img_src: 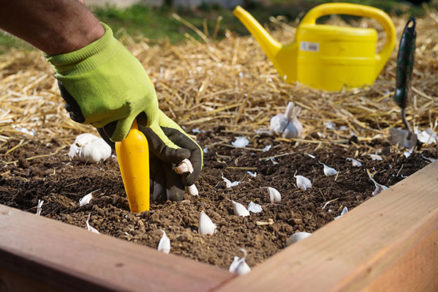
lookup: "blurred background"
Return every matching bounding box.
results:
[1,0,437,53]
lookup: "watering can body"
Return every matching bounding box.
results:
[234,3,396,91]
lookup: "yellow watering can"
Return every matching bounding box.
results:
[234,3,396,91]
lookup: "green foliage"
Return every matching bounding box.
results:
[93,4,244,43]
[0,0,437,53]
[0,32,31,54]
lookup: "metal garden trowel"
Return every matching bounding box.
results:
[390,18,417,149]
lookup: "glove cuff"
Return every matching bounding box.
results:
[46,23,116,74]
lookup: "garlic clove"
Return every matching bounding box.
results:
[369,154,383,161]
[295,175,312,191]
[415,127,437,144]
[69,133,111,163]
[367,170,388,196]
[335,206,349,220]
[267,187,281,203]
[234,259,251,275]
[262,145,272,152]
[231,136,249,148]
[247,201,263,213]
[86,213,100,234]
[321,163,338,176]
[157,230,171,254]
[79,191,95,207]
[222,174,240,188]
[286,232,312,246]
[229,256,240,273]
[284,104,303,138]
[229,249,251,275]
[174,159,194,174]
[247,171,257,178]
[231,200,250,217]
[346,158,362,167]
[36,199,44,216]
[186,184,199,196]
[403,148,414,158]
[198,211,216,235]
[372,183,388,196]
[282,122,300,139]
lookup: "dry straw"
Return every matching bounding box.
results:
[0,10,437,149]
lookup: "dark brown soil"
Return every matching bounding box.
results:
[0,129,434,270]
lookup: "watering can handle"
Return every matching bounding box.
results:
[301,3,396,74]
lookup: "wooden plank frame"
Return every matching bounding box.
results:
[1,161,438,291]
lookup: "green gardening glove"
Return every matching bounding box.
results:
[47,23,203,191]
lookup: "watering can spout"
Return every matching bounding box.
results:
[233,6,282,65]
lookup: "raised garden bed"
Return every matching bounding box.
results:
[1,8,438,290]
[0,135,437,290]
[0,130,437,277]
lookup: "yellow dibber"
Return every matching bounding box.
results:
[115,120,150,213]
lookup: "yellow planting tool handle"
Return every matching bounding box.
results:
[115,120,150,213]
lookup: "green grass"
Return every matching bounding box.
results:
[0,0,437,53]
[0,32,31,54]
[93,4,246,43]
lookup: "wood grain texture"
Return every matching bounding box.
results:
[218,161,438,292]
[0,205,234,291]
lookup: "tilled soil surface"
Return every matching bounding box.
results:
[0,129,434,270]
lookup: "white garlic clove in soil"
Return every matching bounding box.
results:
[286,232,312,246]
[367,169,388,196]
[371,182,388,196]
[79,191,94,207]
[231,136,249,148]
[346,158,362,167]
[295,175,312,191]
[229,256,240,273]
[247,171,257,178]
[36,199,44,216]
[321,163,338,176]
[335,206,349,220]
[231,200,250,217]
[229,249,251,275]
[157,230,171,254]
[369,154,383,161]
[247,201,263,213]
[267,187,281,203]
[86,213,100,234]
[69,133,111,163]
[282,102,303,139]
[222,174,240,188]
[198,211,217,235]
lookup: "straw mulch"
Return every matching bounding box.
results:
[1,9,437,151]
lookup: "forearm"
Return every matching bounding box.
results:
[0,0,104,55]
